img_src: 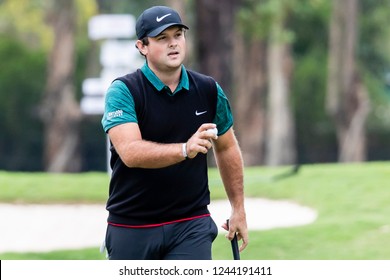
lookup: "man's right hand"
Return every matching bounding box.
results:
[186,123,218,159]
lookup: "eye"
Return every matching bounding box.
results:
[157,35,166,41]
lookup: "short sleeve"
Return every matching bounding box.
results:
[213,82,234,135]
[101,80,138,133]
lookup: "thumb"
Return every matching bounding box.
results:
[226,229,236,241]
[225,219,236,241]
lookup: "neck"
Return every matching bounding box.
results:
[149,64,182,92]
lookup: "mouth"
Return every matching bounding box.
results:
[168,51,180,57]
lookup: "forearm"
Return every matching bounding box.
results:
[109,122,218,169]
[214,133,248,251]
[214,141,245,211]
[119,140,185,169]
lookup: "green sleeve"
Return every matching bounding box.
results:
[213,82,234,136]
[101,80,138,133]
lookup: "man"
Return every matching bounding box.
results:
[101,5,248,260]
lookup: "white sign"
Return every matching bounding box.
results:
[88,14,136,40]
[82,14,144,117]
[100,68,130,89]
[82,78,104,96]
[100,40,143,69]
[80,96,105,115]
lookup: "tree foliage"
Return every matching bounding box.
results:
[0,0,52,50]
[0,36,46,170]
[0,0,97,171]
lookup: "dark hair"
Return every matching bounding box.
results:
[135,37,149,57]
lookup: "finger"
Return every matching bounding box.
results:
[194,139,212,152]
[239,238,248,252]
[204,140,212,149]
[221,222,228,231]
[238,233,249,252]
[198,123,216,133]
[203,130,218,141]
[225,228,236,241]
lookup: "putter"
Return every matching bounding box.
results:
[226,219,240,260]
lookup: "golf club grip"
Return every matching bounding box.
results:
[227,219,240,260]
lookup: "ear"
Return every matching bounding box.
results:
[136,40,147,56]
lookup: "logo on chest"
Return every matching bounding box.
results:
[195,110,207,116]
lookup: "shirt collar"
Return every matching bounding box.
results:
[141,62,189,95]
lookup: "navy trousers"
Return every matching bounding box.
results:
[105,216,218,260]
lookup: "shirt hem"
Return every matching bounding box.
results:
[107,213,211,228]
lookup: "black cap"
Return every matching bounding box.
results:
[136,6,189,39]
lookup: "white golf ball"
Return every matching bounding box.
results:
[207,128,218,136]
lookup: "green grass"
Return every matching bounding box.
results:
[1,162,390,260]
[0,171,109,204]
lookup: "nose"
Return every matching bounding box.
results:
[169,37,178,48]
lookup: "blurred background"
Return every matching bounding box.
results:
[0,0,389,173]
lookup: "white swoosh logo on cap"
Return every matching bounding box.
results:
[156,13,172,22]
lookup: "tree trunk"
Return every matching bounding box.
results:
[165,0,186,17]
[41,0,82,172]
[196,0,269,166]
[265,10,296,166]
[233,34,267,166]
[326,0,370,162]
[195,0,239,98]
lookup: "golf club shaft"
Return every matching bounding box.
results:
[227,219,240,260]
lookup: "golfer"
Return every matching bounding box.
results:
[101,5,248,260]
